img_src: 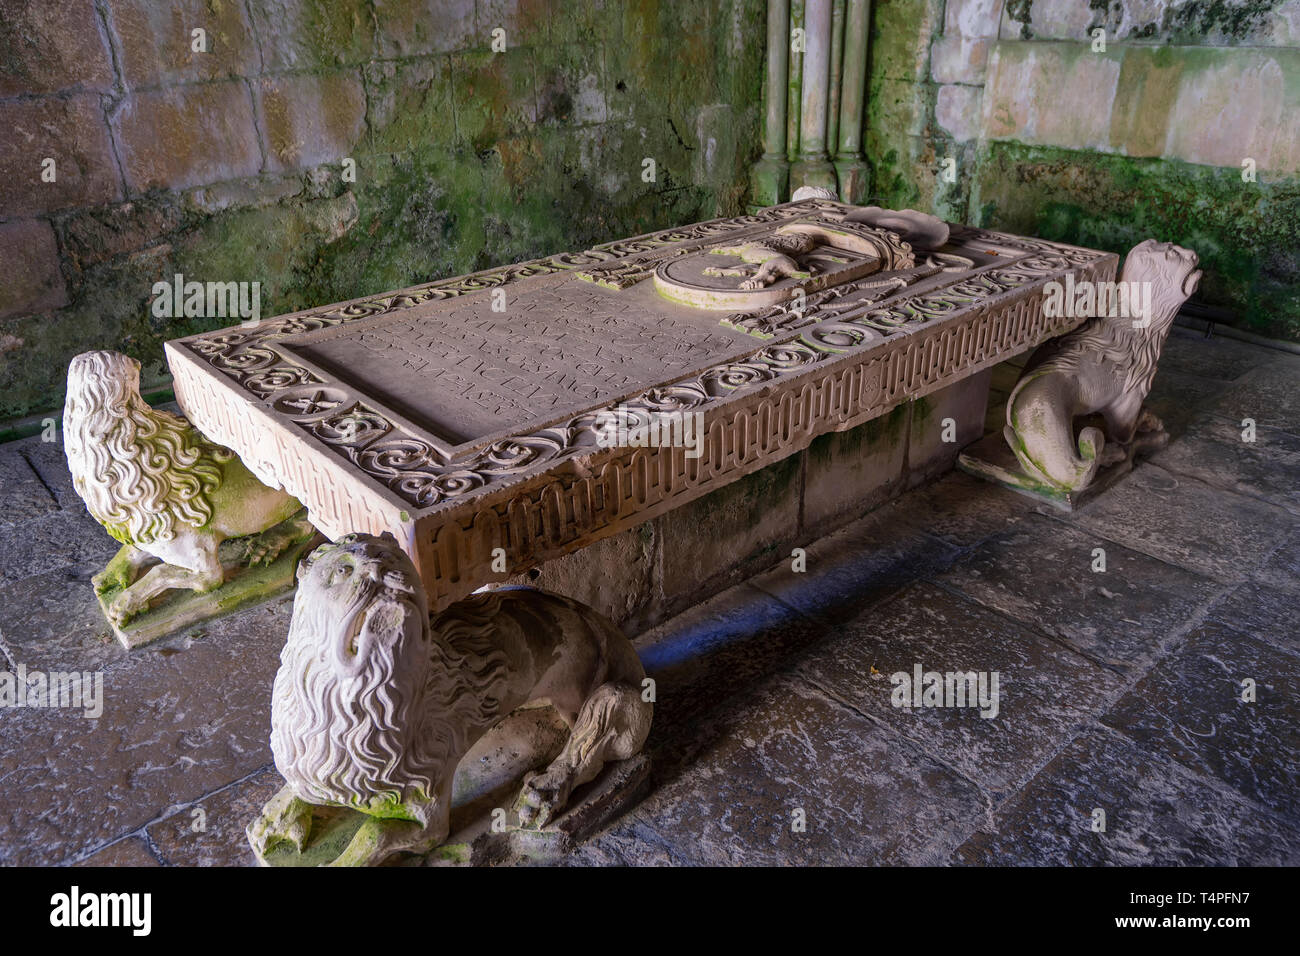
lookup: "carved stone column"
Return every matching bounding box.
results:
[790,0,838,194]
[834,0,871,202]
[827,0,846,162]
[750,0,790,206]
[787,0,804,166]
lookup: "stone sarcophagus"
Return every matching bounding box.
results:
[164,198,1119,622]
[150,198,1136,865]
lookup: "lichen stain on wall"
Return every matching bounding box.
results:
[0,0,767,424]
[867,0,1300,343]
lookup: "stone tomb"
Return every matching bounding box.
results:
[166,198,1119,621]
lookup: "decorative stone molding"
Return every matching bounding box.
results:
[248,533,651,866]
[166,199,1118,619]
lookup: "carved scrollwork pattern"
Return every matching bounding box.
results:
[170,207,1116,518]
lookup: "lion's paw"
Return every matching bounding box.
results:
[106,591,143,626]
[1136,409,1165,434]
[1098,442,1129,467]
[514,768,573,830]
[92,566,131,596]
[247,789,313,857]
[238,534,287,567]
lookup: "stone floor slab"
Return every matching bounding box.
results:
[0,445,58,527]
[0,598,289,865]
[0,564,126,674]
[935,514,1221,672]
[72,835,162,867]
[632,582,829,764]
[796,581,1126,794]
[146,766,282,867]
[954,728,1300,866]
[1100,622,1300,820]
[1159,327,1276,383]
[0,510,121,584]
[887,468,1035,549]
[1149,414,1300,516]
[558,820,692,866]
[1205,580,1300,658]
[19,436,82,510]
[621,674,988,866]
[1205,357,1300,437]
[1065,463,1294,583]
[1142,367,1232,440]
[1247,527,1300,595]
[747,505,960,625]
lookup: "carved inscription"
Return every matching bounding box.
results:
[289,279,752,446]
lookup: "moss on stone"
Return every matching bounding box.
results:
[0,1,764,426]
[1162,0,1286,44]
[973,141,1300,342]
[1005,0,1035,40]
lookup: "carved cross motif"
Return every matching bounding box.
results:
[279,390,344,416]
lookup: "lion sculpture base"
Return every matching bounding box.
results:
[96,511,320,649]
[254,741,651,868]
[247,533,653,867]
[957,424,1164,512]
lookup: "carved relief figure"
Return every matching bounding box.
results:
[654,218,914,311]
[248,533,653,866]
[63,350,310,625]
[1004,240,1202,493]
[704,231,824,289]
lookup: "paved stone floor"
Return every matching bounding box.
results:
[1,326,1297,866]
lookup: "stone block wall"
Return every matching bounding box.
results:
[0,0,768,424]
[866,0,1300,343]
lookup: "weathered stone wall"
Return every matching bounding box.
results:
[867,0,1300,342]
[0,0,767,424]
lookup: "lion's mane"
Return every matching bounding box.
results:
[271,536,511,816]
[1029,240,1199,396]
[63,351,231,545]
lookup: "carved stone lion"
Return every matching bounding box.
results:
[248,533,653,867]
[63,350,309,624]
[705,231,820,289]
[1005,240,1202,492]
